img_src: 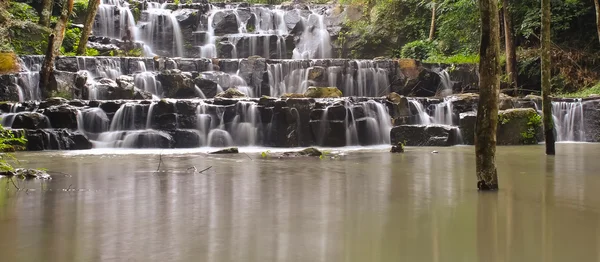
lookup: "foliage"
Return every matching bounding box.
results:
[400,40,438,60]
[424,53,479,64]
[62,27,82,54]
[71,0,89,19]
[0,52,20,74]
[520,113,542,144]
[50,90,73,99]
[7,2,38,22]
[0,124,27,173]
[110,48,144,57]
[559,82,600,98]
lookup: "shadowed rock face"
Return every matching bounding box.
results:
[390,124,460,146]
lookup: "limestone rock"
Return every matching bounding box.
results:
[390,124,460,146]
[303,87,342,98]
[209,147,239,154]
[215,88,247,98]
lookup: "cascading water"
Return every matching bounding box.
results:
[292,8,332,59]
[139,3,185,57]
[553,100,585,141]
[435,68,453,96]
[133,61,162,99]
[346,61,389,97]
[96,0,138,40]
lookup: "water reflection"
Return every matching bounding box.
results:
[0,145,599,261]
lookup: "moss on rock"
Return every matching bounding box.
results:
[303,87,343,98]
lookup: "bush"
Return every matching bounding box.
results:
[62,27,81,54]
[400,40,437,61]
[7,2,38,22]
[0,124,27,172]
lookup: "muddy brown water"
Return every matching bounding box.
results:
[1,144,600,262]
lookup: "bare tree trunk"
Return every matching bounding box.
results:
[39,0,54,27]
[502,0,518,94]
[428,2,436,41]
[39,0,74,98]
[77,0,101,55]
[39,34,55,98]
[595,0,600,44]
[476,0,501,191]
[52,0,74,56]
[541,0,555,155]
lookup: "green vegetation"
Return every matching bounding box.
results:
[7,2,39,22]
[559,82,600,98]
[0,124,27,173]
[110,48,144,57]
[520,113,542,144]
[50,90,73,100]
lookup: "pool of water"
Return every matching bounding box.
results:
[1,144,600,261]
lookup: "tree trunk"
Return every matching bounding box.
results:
[39,0,54,27]
[476,0,501,191]
[77,0,101,55]
[541,0,555,155]
[428,2,436,41]
[39,0,74,98]
[52,0,75,56]
[502,0,518,94]
[595,0,600,44]
[39,34,56,98]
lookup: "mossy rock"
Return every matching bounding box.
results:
[497,108,542,145]
[281,147,323,157]
[0,52,20,74]
[386,92,403,103]
[303,87,343,98]
[215,88,247,98]
[209,147,239,154]
[281,93,306,98]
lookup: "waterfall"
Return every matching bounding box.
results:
[134,61,162,98]
[139,3,185,57]
[408,99,432,125]
[95,0,138,40]
[553,100,585,141]
[292,9,332,59]
[435,68,453,96]
[432,97,455,125]
[346,61,390,97]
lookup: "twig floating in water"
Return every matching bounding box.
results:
[243,153,253,161]
[197,166,212,174]
[156,151,163,172]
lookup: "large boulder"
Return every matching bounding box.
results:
[43,105,79,129]
[459,108,543,145]
[304,87,342,98]
[194,76,219,98]
[215,88,247,98]
[121,130,174,148]
[156,69,198,98]
[24,129,92,150]
[11,112,50,129]
[390,124,460,146]
[307,66,327,86]
[115,75,153,100]
[497,108,542,145]
[0,74,21,101]
[212,10,239,35]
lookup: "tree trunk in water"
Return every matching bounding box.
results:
[39,0,54,27]
[541,0,555,155]
[39,0,74,98]
[77,0,101,55]
[52,0,75,56]
[476,0,501,191]
[429,3,436,41]
[595,0,600,44]
[502,0,518,94]
[39,34,56,98]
